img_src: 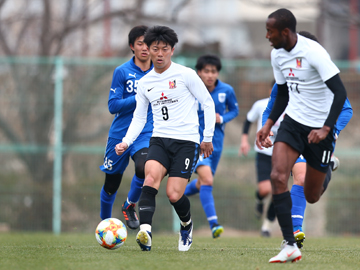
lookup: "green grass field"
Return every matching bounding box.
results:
[1,232,360,270]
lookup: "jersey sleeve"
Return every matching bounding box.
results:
[271,50,286,85]
[108,67,136,115]
[184,69,216,142]
[222,87,239,123]
[246,100,261,123]
[122,81,149,146]
[334,97,353,135]
[262,83,278,126]
[307,47,340,82]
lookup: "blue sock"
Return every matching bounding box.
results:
[125,175,144,207]
[291,185,306,231]
[100,186,117,220]
[199,185,218,228]
[184,179,199,196]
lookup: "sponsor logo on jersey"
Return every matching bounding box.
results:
[288,68,295,77]
[160,92,168,100]
[129,73,136,78]
[169,79,176,89]
[296,58,302,68]
[218,93,226,103]
[147,87,154,92]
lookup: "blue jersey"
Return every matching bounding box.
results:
[107,57,153,139]
[262,83,353,136]
[198,80,239,152]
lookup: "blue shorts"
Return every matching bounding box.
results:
[295,155,306,164]
[100,132,151,174]
[195,150,221,175]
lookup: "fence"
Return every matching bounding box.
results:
[0,56,359,237]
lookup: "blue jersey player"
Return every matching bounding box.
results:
[99,25,154,230]
[185,55,239,238]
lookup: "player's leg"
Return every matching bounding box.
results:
[167,139,199,251]
[99,137,130,220]
[291,157,306,248]
[136,137,169,251]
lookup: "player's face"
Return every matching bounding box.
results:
[149,41,174,73]
[266,18,287,49]
[130,36,149,62]
[197,64,219,90]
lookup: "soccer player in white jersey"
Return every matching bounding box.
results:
[115,26,216,252]
[256,9,347,263]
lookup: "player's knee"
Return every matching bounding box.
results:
[167,191,182,203]
[305,192,320,204]
[199,177,213,186]
[103,173,122,195]
[270,171,288,191]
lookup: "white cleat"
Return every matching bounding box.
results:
[269,241,302,263]
[178,224,193,251]
[136,230,152,251]
[331,156,340,171]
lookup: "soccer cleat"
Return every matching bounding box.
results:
[211,224,224,239]
[122,202,140,230]
[331,156,340,172]
[261,230,271,237]
[255,201,264,219]
[178,223,193,251]
[269,241,302,263]
[294,229,306,249]
[136,230,152,251]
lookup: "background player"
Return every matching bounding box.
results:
[99,25,153,230]
[185,54,239,239]
[115,26,216,252]
[239,82,278,237]
[257,9,347,263]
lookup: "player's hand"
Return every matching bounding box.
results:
[115,142,128,156]
[239,141,250,156]
[215,113,222,124]
[200,141,213,158]
[308,126,331,144]
[262,131,274,148]
[256,125,271,150]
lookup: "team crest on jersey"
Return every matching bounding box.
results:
[169,80,176,89]
[218,93,226,103]
[296,58,302,68]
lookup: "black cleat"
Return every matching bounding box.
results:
[122,203,140,230]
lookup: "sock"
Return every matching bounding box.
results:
[199,185,218,229]
[322,165,332,193]
[138,186,158,226]
[273,191,296,245]
[290,185,306,230]
[100,186,117,220]
[171,195,192,230]
[184,179,199,196]
[266,201,276,222]
[126,174,144,206]
[261,218,272,232]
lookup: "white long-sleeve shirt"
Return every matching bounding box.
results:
[122,62,216,146]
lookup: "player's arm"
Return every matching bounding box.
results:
[185,69,216,158]
[221,88,239,124]
[240,119,251,157]
[118,83,149,154]
[334,97,353,136]
[262,83,278,126]
[108,68,137,115]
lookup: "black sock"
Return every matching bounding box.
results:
[267,201,276,221]
[273,191,295,245]
[322,165,332,193]
[138,186,158,226]
[170,195,191,230]
[256,190,264,202]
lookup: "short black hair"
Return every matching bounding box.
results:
[144,25,178,48]
[195,54,222,72]
[128,25,148,53]
[298,31,319,43]
[268,8,296,33]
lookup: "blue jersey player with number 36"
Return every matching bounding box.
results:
[99,25,154,230]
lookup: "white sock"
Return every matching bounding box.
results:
[140,224,152,232]
[180,218,192,227]
[261,218,272,231]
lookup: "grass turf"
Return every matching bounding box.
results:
[1,232,360,270]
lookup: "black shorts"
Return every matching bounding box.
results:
[147,137,200,180]
[275,114,335,173]
[256,152,272,182]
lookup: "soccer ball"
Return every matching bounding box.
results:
[95,218,127,250]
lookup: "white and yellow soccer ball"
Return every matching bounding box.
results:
[95,218,127,250]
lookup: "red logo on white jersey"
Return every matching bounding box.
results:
[160,92,168,100]
[289,68,295,76]
[296,58,302,68]
[169,80,176,89]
